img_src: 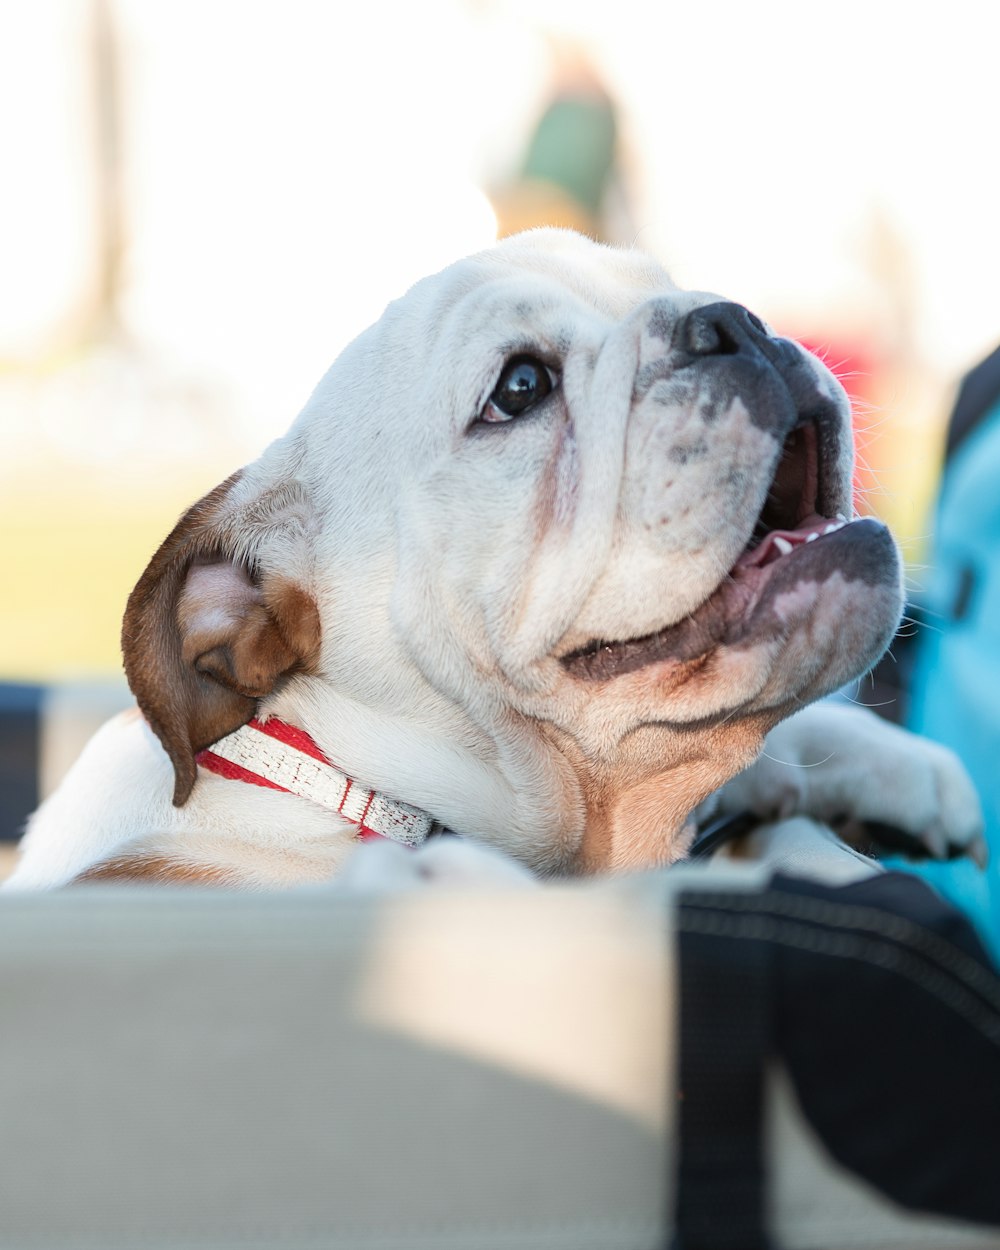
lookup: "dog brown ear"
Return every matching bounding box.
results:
[122,474,321,806]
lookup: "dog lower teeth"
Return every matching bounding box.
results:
[746,515,851,568]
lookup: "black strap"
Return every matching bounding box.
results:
[687,811,759,861]
[672,896,773,1250]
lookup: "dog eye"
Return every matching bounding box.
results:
[481,356,557,422]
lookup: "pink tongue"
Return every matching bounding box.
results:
[736,514,842,570]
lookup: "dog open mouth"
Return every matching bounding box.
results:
[735,419,846,569]
[560,412,891,683]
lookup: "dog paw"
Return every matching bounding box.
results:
[333,836,539,893]
[716,703,987,866]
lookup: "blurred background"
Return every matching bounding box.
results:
[2,0,999,850]
[5,0,999,679]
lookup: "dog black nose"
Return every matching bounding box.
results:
[680,301,770,357]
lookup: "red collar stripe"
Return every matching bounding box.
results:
[196,718,432,847]
[245,715,330,763]
[195,749,285,794]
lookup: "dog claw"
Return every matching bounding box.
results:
[968,835,990,870]
[922,824,949,860]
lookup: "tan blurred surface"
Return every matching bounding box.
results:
[0,847,18,883]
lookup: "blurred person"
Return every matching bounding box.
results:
[489,43,631,243]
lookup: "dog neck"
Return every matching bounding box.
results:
[196,717,436,847]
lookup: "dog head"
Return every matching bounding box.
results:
[124,229,902,872]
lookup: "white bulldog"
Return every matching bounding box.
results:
[7,229,983,890]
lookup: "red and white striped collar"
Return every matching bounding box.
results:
[196,717,435,848]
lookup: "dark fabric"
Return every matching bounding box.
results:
[0,684,42,842]
[676,872,1000,1235]
[772,872,1000,1223]
[945,341,1000,461]
[673,911,772,1249]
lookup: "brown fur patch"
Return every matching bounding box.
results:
[74,856,230,886]
[122,473,245,806]
[546,713,774,873]
[264,579,322,670]
[121,471,322,808]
